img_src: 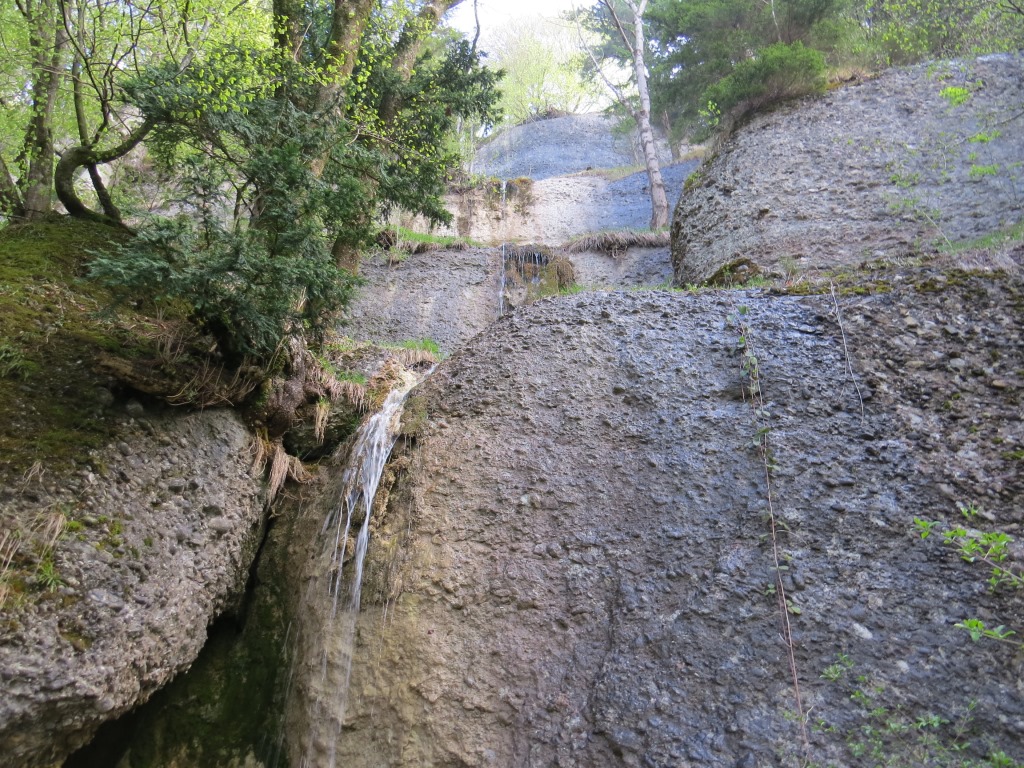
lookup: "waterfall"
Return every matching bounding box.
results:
[499,244,549,318]
[498,242,507,317]
[286,370,421,768]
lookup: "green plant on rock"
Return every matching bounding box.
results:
[35,555,62,593]
[914,502,1024,650]
[701,42,826,132]
[812,655,1024,768]
[0,340,33,379]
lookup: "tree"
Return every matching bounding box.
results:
[0,0,268,222]
[487,17,600,125]
[645,0,840,133]
[87,1,499,365]
[643,0,1024,138]
[578,0,669,229]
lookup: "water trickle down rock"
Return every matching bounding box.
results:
[284,372,419,768]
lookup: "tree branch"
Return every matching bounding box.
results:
[55,119,154,226]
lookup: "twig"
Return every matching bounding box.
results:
[732,305,810,756]
[828,283,865,425]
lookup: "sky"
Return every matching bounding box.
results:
[446,0,582,45]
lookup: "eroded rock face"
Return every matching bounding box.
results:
[291,286,1023,767]
[474,113,672,182]
[344,245,677,354]
[418,162,697,247]
[343,248,503,354]
[672,54,1024,285]
[0,408,264,767]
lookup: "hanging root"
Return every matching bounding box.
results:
[288,454,312,483]
[249,431,270,476]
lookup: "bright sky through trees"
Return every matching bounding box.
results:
[447,0,580,45]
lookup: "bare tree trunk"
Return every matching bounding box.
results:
[20,0,68,219]
[625,0,669,229]
[315,0,377,112]
[379,0,464,122]
[0,155,24,217]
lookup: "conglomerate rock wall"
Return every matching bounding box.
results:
[297,281,1023,767]
[672,54,1024,285]
[0,408,264,767]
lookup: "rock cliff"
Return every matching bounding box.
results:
[672,54,1024,285]
[0,408,264,766]
[292,278,1023,767]
[10,54,1024,768]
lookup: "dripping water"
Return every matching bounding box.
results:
[499,243,549,318]
[498,241,507,317]
[285,371,422,768]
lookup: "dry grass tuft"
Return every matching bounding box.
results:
[394,348,437,367]
[0,504,67,611]
[99,352,262,408]
[399,239,469,255]
[313,398,331,444]
[563,229,671,256]
[249,432,271,476]
[0,529,19,611]
[266,440,290,506]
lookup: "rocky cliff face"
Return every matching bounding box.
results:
[15,55,1024,768]
[288,278,1023,767]
[672,54,1024,285]
[0,408,264,767]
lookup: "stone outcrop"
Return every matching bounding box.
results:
[0,407,264,767]
[288,279,1023,767]
[672,54,1024,285]
[473,113,672,182]
[408,161,696,247]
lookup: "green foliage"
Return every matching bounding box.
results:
[860,0,1024,65]
[702,42,827,130]
[914,502,1024,650]
[91,74,364,364]
[814,657,1024,767]
[90,30,498,366]
[35,555,62,593]
[393,338,441,356]
[941,85,972,108]
[0,340,33,379]
[647,0,840,132]
[644,0,1024,138]
[486,17,600,125]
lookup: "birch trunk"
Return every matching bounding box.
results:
[627,0,669,229]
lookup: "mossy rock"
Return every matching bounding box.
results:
[0,216,137,476]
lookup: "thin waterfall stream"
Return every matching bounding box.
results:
[285,368,424,768]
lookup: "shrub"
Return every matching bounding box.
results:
[702,42,827,130]
[91,215,358,367]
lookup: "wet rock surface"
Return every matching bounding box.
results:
[343,248,502,354]
[433,162,696,246]
[475,113,672,182]
[0,409,264,767]
[304,286,1023,767]
[344,245,675,353]
[672,54,1024,285]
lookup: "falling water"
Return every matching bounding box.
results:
[288,371,421,768]
[498,242,507,317]
[498,244,549,317]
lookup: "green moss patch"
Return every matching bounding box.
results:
[0,216,138,477]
